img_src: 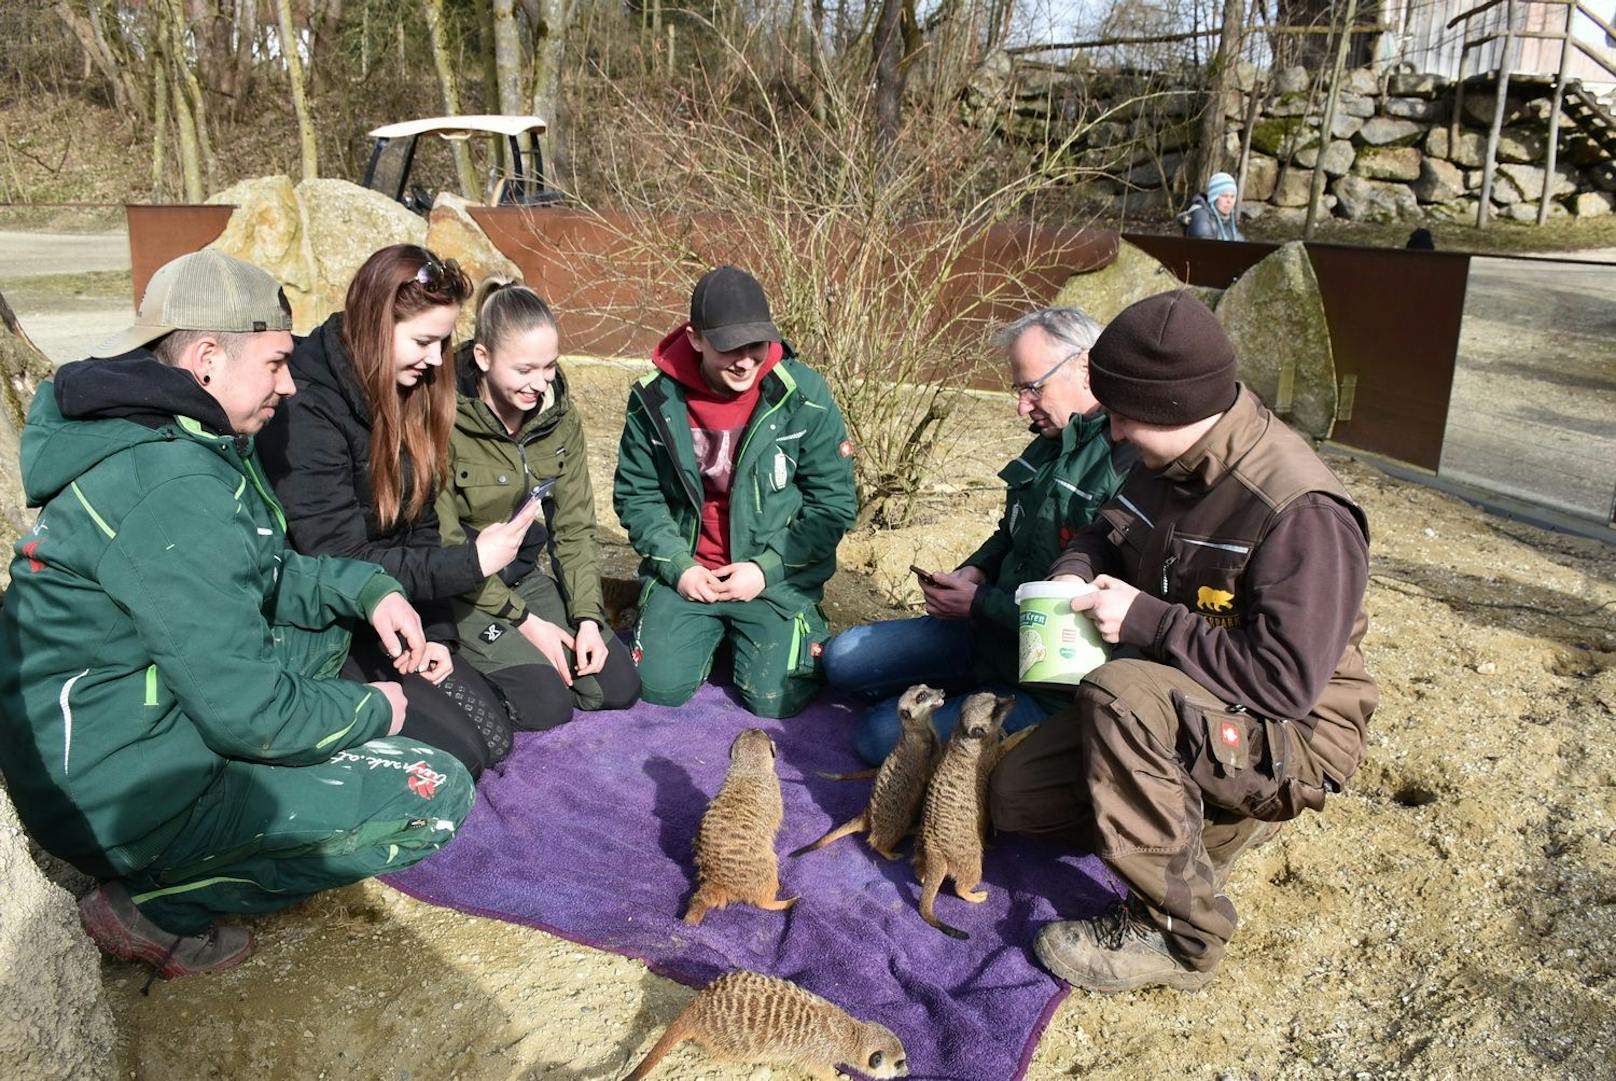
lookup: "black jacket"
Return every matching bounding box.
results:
[258,313,483,642]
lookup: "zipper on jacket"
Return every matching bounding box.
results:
[1159,555,1177,597]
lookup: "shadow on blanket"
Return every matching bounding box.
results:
[382,681,1127,1081]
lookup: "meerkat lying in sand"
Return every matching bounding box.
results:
[913,693,1026,940]
[623,970,909,1081]
[791,684,945,860]
[682,728,796,925]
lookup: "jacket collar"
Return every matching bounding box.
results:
[1161,385,1266,490]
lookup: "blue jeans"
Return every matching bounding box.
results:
[822,616,1051,765]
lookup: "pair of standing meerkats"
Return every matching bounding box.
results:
[683,685,1023,939]
[629,686,1022,1079]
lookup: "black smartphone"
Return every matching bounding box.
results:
[909,564,938,586]
[510,478,556,522]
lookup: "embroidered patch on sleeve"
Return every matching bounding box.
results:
[837,439,854,458]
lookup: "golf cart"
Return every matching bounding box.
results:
[361,115,562,214]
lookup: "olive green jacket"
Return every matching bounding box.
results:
[435,351,605,628]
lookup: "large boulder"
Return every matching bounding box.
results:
[1382,96,1447,122]
[1353,145,1423,182]
[297,179,428,326]
[1332,175,1420,222]
[425,193,524,342]
[1461,91,1530,129]
[1243,154,1280,201]
[1387,72,1445,98]
[1571,191,1615,217]
[1426,127,1487,168]
[1272,167,1318,207]
[1250,116,1319,159]
[1341,68,1380,96]
[0,787,117,1080]
[1327,112,1365,141]
[1296,139,1356,177]
[1356,117,1423,147]
[1053,240,1184,326]
[1216,241,1337,440]
[1494,162,1578,204]
[1413,157,1467,203]
[1496,126,1547,164]
[1334,94,1377,119]
[206,176,315,324]
[1273,66,1311,94]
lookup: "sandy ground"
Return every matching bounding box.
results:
[93,363,1616,1081]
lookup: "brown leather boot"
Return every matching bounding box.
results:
[78,882,255,979]
[1034,899,1215,994]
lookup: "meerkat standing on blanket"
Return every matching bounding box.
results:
[623,970,909,1081]
[913,692,1021,940]
[683,729,796,925]
[791,684,945,860]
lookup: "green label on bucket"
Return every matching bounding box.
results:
[1021,612,1047,627]
[1017,594,1109,688]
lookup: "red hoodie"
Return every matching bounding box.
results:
[651,323,783,569]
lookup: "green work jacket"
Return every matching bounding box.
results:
[0,356,400,877]
[959,410,1134,686]
[436,354,604,627]
[612,353,857,616]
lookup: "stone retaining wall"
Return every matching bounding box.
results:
[972,56,1616,224]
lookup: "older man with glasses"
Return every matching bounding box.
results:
[821,307,1136,763]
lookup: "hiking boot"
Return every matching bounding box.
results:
[1034,899,1214,994]
[78,882,255,979]
[1210,819,1283,890]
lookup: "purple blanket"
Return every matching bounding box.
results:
[383,682,1125,1080]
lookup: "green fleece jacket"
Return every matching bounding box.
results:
[435,350,604,627]
[0,354,401,877]
[612,349,856,614]
[959,411,1134,686]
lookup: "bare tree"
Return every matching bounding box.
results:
[1193,0,1245,190]
[871,0,909,144]
[52,0,146,122]
[424,0,481,198]
[275,0,319,179]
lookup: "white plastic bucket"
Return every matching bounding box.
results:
[1014,580,1110,689]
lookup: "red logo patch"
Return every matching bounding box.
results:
[631,647,643,665]
[1219,722,1241,748]
[837,440,854,459]
[404,760,444,800]
[1058,525,1074,548]
[809,641,824,658]
[21,540,43,574]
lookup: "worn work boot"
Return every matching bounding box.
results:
[1034,899,1215,994]
[78,882,255,979]
[1210,819,1283,891]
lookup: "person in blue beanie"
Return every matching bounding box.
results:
[1180,171,1244,242]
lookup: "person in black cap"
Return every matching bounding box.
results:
[612,266,856,716]
[988,288,1378,993]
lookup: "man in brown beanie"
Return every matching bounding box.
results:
[989,289,1377,993]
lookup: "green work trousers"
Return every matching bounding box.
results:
[125,738,474,935]
[632,581,829,718]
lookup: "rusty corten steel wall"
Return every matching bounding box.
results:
[469,207,1119,361]
[1124,233,1470,472]
[126,205,235,306]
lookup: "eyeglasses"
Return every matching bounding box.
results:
[1010,349,1085,400]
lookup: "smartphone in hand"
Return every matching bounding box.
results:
[909,564,938,586]
[511,478,556,523]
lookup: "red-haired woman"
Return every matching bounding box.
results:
[260,245,567,775]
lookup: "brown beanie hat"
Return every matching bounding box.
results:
[1088,289,1238,425]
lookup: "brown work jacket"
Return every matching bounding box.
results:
[1051,386,1378,787]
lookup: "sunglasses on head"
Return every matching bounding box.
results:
[413,253,462,289]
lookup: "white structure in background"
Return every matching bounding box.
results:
[1377,0,1616,91]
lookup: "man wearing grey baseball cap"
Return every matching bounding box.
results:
[613,266,857,717]
[988,289,1377,993]
[0,250,474,981]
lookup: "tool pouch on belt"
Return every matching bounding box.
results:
[1172,692,1327,822]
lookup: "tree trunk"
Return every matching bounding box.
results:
[1193,0,1245,191]
[168,54,206,201]
[481,0,506,175]
[424,0,481,199]
[871,0,906,145]
[163,0,218,192]
[491,0,531,177]
[527,0,570,187]
[276,0,319,180]
[0,289,55,591]
[151,43,170,200]
[1304,0,1358,238]
[53,1,144,121]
